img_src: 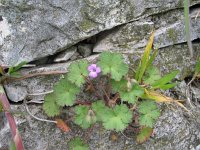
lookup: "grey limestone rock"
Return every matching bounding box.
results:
[54,46,77,63]
[78,44,93,57]
[0,99,200,150]
[93,21,154,53]
[191,87,200,99]
[1,0,200,149]
[1,0,200,66]
[0,0,136,65]
[70,51,83,61]
[93,8,200,53]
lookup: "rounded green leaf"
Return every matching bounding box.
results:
[101,104,132,131]
[92,101,109,121]
[98,51,128,81]
[68,60,89,87]
[138,100,160,127]
[54,77,80,106]
[43,93,60,117]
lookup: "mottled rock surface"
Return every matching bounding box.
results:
[78,44,93,57]
[54,46,77,63]
[0,85,200,150]
[93,8,200,53]
[1,0,200,65]
[1,0,200,149]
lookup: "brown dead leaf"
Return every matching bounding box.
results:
[55,119,70,132]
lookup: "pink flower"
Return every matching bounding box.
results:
[88,64,101,78]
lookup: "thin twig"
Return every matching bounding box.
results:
[5,70,67,83]
[130,104,137,111]
[24,100,57,124]
[26,99,44,104]
[109,93,120,106]
[28,90,53,96]
[187,74,196,86]
[101,85,110,101]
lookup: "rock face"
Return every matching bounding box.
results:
[93,8,200,53]
[0,87,200,150]
[1,0,200,149]
[54,46,77,62]
[0,0,200,65]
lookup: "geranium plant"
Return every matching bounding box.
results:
[43,33,184,148]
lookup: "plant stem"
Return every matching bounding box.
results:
[107,74,112,99]
[2,70,67,83]
[0,85,25,150]
[75,100,92,106]
[83,75,102,99]
[184,0,194,58]
[100,84,110,101]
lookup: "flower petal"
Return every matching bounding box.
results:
[88,64,97,72]
[89,72,98,78]
[96,67,101,73]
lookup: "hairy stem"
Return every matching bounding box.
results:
[0,85,25,150]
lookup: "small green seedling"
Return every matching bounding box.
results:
[8,61,27,77]
[0,61,27,83]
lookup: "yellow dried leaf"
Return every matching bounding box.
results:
[143,89,190,112]
[137,32,155,82]
[143,89,172,103]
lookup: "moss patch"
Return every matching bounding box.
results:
[0,0,6,5]
[17,4,34,12]
[167,28,178,43]
[79,19,97,32]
